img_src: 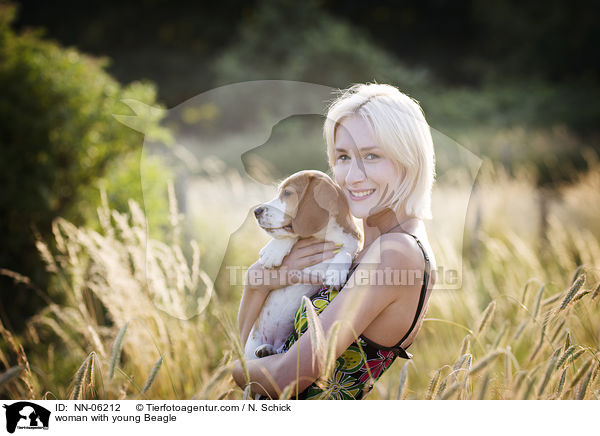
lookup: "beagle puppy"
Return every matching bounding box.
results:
[245,170,361,360]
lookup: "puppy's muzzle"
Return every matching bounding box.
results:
[254,206,265,218]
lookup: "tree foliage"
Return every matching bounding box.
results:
[212,0,429,91]
[0,4,168,331]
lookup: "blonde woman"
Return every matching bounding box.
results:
[234,83,437,399]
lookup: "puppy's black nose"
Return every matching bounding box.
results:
[254,206,265,218]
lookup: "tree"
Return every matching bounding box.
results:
[0,4,168,332]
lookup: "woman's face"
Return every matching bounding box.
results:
[333,115,401,219]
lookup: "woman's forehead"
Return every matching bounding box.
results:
[335,116,378,149]
[335,144,381,154]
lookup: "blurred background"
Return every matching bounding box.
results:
[1,0,599,400]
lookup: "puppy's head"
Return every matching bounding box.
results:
[254,170,351,238]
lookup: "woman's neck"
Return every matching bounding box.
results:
[361,208,416,247]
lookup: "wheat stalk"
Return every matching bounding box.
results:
[528,324,546,362]
[242,384,252,400]
[453,354,469,374]
[571,290,591,304]
[532,284,545,321]
[570,358,593,388]
[302,296,328,381]
[478,371,491,400]
[461,354,473,398]
[538,348,561,396]
[0,366,25,389]
[141,354,164,394]
[458,335,471,357]
[564,330,572,350]
[575,362,595,400]
[492,322,508,349]
[570,266,585,286]
[440,380,461,400]
[557,345,578,368]
[396,361,410,400]
[514,370,527,392]
[569,348,586,365]
[558,274,585,311]
[541,293,562,307]
[549,319,566,344]
[513,319,529,341]
[436,379,447,398]
[0,320,35,399]
[426,367,444,400]
[109,322,129,380]
[522,375,538,399]
[470,350,501,375]
[556,367,567,397]
[477,301,496,335]
[71,353,93,400]
[504,346,512,388]
[88,352,96,392]
[521,279,541,305]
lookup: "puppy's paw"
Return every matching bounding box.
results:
[259,239,295,269]
[259,250,280,269]
[255,344,277,358]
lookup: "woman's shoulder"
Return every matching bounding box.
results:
[361,231,426,272]
[382,226,437,286]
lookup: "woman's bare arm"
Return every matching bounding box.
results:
[233,233,426,397]
[238,263,272,347]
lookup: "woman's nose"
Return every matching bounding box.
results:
[346,158,367,185]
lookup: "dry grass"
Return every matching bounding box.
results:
[1,160,599,400]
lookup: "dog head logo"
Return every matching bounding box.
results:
[114,80,481,319]
[3,402,50,433]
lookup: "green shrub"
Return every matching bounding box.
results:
[0,4,169,331]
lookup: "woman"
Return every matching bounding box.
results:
[233,83,437,399]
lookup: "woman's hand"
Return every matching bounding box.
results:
[245,237,340,294]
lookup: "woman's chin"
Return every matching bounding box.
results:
[350,201,394,220]
[348,204,374,219]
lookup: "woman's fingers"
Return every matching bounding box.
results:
[296,249,337,269]
[293,237,323,248]
[295,241,337,259]
[275,238,342,285]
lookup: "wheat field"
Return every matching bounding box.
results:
[1,160,599,400]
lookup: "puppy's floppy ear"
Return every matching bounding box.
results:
[313,177,351,219]
[318,178,362,241]
[321,181,349,219]
[291,176,332,237]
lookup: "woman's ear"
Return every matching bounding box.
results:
[291,177,331,237]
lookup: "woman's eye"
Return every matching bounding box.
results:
[365,153,379,160]
[337,154,350,161]
[282,190,292,197]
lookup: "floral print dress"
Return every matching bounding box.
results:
[280,233,431,400]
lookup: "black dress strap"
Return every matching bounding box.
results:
[349,230,431,357]
[391,233,430,350]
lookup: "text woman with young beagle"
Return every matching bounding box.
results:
[233,83,437,399]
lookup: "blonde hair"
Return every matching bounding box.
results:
[323,83,435,220]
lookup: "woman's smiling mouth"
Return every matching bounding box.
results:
[348,189,376,201]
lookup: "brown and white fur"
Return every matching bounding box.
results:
[245,170,361,360]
